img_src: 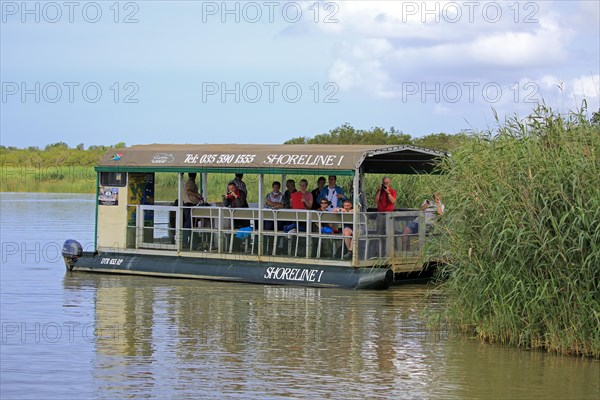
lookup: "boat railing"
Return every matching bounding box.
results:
[126,204,431,266]
[126,204,180,251]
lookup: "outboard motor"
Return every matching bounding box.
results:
[62,239,83,271]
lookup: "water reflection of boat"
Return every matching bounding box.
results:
[75,275,444,397]
[62,144,447,290]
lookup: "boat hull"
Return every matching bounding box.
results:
[66,252,393,290]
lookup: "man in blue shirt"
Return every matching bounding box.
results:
[318,175,345,211]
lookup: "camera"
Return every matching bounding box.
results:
[381,184,387,190]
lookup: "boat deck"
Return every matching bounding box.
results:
[112,204,440,275]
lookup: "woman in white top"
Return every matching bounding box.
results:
[265,181,284,209]
[264,181,284,231]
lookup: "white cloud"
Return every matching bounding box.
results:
[322,1,579,100]
[570,74,600,98]
[329,59,360,90]
[538,75,563,91]
[465,19,570,66]
[525,74,599,99]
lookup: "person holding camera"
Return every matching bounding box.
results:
[374,177,397,255]
[223,182,249,229]
[223,182,244,208]
[375,177,397,212]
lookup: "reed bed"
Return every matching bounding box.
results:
[0,165,97,193]
[432,105,600,357]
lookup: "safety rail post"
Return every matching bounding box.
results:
[136,205,143,249]
[178,173,184,252]
[174,206,181,249]
[418,211,426,253]
[217,207,224,253]
[386,212,394,258]
[257,175,264,257]
[305,210,312,258]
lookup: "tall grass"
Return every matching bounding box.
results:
[432,105,600,357]
[0,166,97,193]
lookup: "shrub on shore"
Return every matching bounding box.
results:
[433,105,600,357]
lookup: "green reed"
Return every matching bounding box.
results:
[0,165,97,193]
[430,104,600,357]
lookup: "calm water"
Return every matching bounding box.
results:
[1,193,598,399]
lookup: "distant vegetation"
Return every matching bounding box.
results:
[285,123,470,151]
[0,141,126,168]
[0,141,125,193]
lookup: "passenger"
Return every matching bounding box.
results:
[264,181,284,231]
[402,192,445,251]
[290,179,313,210]
[282,179,296,209]
[229,173,248,208]
[184,173,204,205]
[318,199,330,212]
[223,182,245,208]
[311,176,326,210]
[319,175,346,211]
[374,176,397,212]
[290,179,312,232]
[265,181,284,209]
[231,173,247,197]
[333,199,354,259]
[223,182,248,229]
[374,176,397,255]
[315,199,335,233]
[183,173,204,249]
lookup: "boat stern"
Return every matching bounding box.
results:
[62,239,83,271]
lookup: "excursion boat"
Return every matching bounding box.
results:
[62,144,448,290]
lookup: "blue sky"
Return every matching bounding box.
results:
[1,0,599,148]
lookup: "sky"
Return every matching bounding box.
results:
[1,0,599,148]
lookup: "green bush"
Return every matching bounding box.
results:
[433,104,600,357]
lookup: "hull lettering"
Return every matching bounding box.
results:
[100,257,124,266]
[264,267,325,283]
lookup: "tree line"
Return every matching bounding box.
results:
[1,126,473,168]
[4,108,598,167]
[284,123,470,151]
[0,141,126,167]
